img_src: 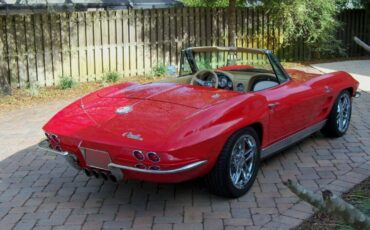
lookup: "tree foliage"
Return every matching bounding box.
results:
[182,0,366,56]
[264,0,344,55]
[182,0,245,7]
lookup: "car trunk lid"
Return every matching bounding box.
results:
[97,82,240,109]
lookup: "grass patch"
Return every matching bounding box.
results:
[58,76,75,89]
[103,72,121,83]
[151,64,166,77]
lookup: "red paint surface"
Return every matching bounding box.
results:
[217,64,254,71]
[43,69,359,183]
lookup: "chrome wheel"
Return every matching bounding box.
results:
[229,134,257,189]
[336,93,351,132]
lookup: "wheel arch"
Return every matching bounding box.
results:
[344,87,354,97]
[248,122,264,146]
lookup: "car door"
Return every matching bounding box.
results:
[256,79,319,145]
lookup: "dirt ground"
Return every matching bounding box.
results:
[0,75,163,114]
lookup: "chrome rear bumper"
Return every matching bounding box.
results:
[37,139,81,170]
[108,160,207,174]
[38,139,207,180]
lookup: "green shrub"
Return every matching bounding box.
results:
[58,76,74,89]
[151,64,166,77]
[103,72,120,83]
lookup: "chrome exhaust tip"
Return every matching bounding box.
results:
[355,91,361,98]
[108,166,124,182]
[109,174,118,183]
[84,168,92,177]
[100,172,108,181]
[92,169,100,178]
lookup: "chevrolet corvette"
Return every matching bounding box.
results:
[39,46,359,198]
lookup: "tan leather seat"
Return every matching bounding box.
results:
[248,74,279,92]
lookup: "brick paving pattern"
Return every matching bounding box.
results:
[0,92,369,230]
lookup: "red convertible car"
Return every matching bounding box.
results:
[39,46,359,198]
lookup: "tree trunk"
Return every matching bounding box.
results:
[228,0,237,47]
[354,36,370,52]
[284,180,370,230]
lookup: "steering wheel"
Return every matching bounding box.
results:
[190,69,219,88]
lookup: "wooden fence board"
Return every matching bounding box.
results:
[122,10,130,77]
[17,16,28,88]
[85,12,94,79]
[0,8,367,88]
[143,9,150,75]
[136,10,144,75]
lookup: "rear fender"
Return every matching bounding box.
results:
[164,93,269,160]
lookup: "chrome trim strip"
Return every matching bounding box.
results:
[38,139,81,170]
[38,139,69,156]
[261,120,327,159]
[108,160,207,174]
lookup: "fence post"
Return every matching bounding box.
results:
[0,16,11,95]
[366,3,370,44]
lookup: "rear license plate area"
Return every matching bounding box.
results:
[80,148,111,170]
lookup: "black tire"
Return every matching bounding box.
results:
[321,90,352,138]
[205,127,260,198]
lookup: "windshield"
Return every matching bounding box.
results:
[180,50,274,75]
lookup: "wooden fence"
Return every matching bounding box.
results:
[0,8,367,88]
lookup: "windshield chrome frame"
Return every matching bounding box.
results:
[179,46,291,84]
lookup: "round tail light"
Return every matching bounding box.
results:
[132,150,145,161]
[147,152,160,162]
[135,164,146,169]
[149,165,160,171]
[51,134,60,144]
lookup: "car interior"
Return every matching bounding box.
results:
[156,48,283,92]
[157,68,280,92]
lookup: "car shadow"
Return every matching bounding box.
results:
[0,144,227,220]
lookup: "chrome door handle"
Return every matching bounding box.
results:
[268,102,279,109]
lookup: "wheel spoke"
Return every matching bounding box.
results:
[241,167,249,181]
[233,168,242,184]
[244,149,253,162]
[337,103,342,114]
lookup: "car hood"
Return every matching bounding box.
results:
[97,82,240,109]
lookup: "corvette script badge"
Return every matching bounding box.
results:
[124,132,143,141]
[116,106,133,114]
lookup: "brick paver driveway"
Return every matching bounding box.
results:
[0,92,369,230]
